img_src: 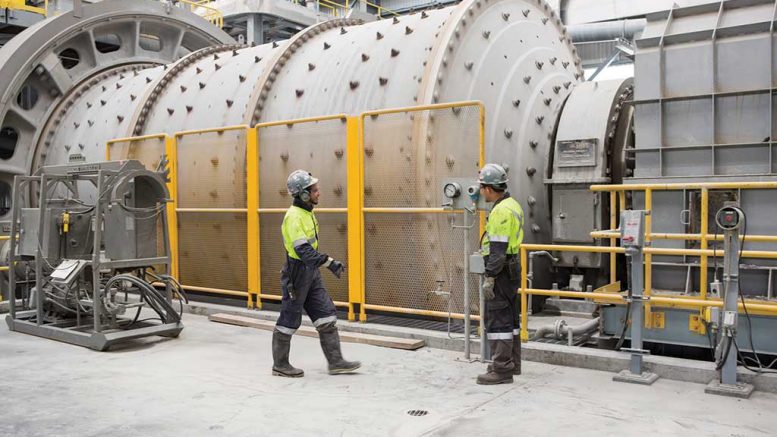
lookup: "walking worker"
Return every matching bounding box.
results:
[476,163,524,385]
[271,169,361,377]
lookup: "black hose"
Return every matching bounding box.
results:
[734,338,777,374]
[715,335,732,371]
[615,301,631,351]
[615,256,632,350]
[104,274,181,325]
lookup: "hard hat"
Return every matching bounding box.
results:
[478,163,509,186]
[287,169,319,196]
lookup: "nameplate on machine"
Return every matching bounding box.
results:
[556,139,597,167]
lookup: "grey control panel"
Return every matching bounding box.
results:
[621,210,646,248]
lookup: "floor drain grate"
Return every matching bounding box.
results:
[407,410,429,417]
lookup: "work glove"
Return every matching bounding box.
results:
[482,276,495,300]
[324,257,345,279]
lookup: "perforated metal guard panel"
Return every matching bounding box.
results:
[363,106,481,315]
[176,130,247,209]
[178,211,248,291]
[108,137,166,170]
[258,120,349,302]
[176,130,248,291]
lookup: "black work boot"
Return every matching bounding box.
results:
[272,330,304,378]
[477,339,514,385]
[317,323,361,374]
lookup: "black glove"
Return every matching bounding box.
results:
[324,257,345,279]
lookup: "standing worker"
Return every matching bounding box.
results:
[477,163,524,385]
[272,169,361,377]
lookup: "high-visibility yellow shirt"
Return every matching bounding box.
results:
[481,196,524,256]
[282,205,319,260]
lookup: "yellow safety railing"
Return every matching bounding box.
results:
[290,0,398,18]
[358,101,486,322]
[362,0,399,17]
[591,181,777,329]
[101,102,484,319]
[178,0,224,28]
[1,0,48,17]
[252,114,354,315]
[518,181,777,341]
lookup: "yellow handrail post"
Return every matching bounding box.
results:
[246,127,261,309]
[165,135,180,280]
[346,116,363,321]
[520,246,529,341]
[610,190,617,283]
[644,188,653,328]
[358,114,368,323]
[700,188,709,300]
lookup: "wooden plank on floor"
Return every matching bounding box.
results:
[208,313,425,350]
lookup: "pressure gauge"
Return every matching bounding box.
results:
[443,182,462,198]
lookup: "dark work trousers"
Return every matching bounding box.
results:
[484,256,521,373]
[275,258,337,335]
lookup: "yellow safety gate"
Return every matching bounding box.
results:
[106,101,484,322]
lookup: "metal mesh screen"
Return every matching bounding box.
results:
[363,105,482,316]
[176,130,246,209]
[257,119,349,302]
[176,130,248,292]
[178,212,247,291]
[107,137,167,170]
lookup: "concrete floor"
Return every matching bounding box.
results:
[2,312,776,437]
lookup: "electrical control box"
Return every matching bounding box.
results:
[715,205,744,231]
[620,210,646,248]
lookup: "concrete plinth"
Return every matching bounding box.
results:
[613,369,659,385]
[705,380,755,399]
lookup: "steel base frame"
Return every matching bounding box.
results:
[6,315,183,351]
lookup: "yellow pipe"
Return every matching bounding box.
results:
[520,246,529,341]
[246,127,260,309]
[177,208,248,213]
[643,247,777,259]
[358,113,367,323]
[181,284,248,297]
[361,101,485,119]
[520,287,777,315]
[644,189,653,327]
[0,235,9,241]
[262,293,350,308]
[165,136,180,279]
[591,231,777,243]
[521,243,626,254]
[362,303,481,321]
[363,207,464,214]
[259,208,347,214]
[700,188,708,299]
[255,114,347,129]
[346,116,363,321]
[106,133,168,145]
[591,182,777,191]
[175,125,249,138]
[609,190,617,283]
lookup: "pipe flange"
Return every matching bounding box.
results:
[553,319,568,339]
